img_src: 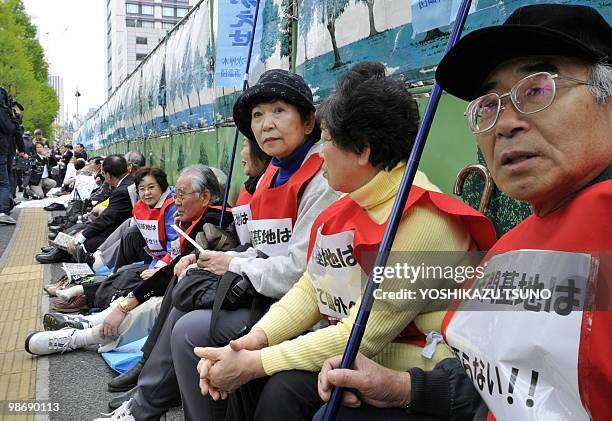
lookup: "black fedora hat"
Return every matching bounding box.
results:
[233,69,316,141]
[436,4,612,101]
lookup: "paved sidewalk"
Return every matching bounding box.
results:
[0,209,47,421]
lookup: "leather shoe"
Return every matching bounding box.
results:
[48,232,58,241]
[75,244,94,268]
[43,203,66,211]
[108,357,146,392]
[51,294,88,313]
[108,386,138,411]
[36,248,70,264]
[40,246,54,253]
[43,275,71,296]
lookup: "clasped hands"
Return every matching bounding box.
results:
[194,328,268,400]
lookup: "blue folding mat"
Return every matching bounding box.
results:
[101,336,147,373]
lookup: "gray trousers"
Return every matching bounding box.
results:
[30,177,56,198]
[97,218,135,269]
[130,307,250,421]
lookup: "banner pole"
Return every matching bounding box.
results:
[219,0,262,225]
[321,1,474,419]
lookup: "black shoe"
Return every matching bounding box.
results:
[35,248,71,264]
[48,232,58,241]
[108,357,145,392]
[40,246,54,253]
[43,312,91,330]
[108,386,138,411]
[43,203,66,211]
[75,244,94,268]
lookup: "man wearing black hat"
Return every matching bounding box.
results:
[314,4,612,421]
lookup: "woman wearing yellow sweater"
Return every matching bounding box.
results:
[194,62,496,421]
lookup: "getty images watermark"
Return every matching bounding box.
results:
[371,262,553,301]
[361,250,597,314]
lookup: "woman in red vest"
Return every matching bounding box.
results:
[316,5,612,421]
[81,70,341,421]
[130,166,177,272]
[193,62,496,421]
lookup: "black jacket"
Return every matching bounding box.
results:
[0,107,23,155]
[82,174,134,240]
[32,152,57,167]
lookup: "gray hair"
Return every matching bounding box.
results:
[589,63,612,104]
[179,164,221,204]
[124,151,146,170]
[208,167,227,197]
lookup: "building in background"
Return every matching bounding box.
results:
[47,74,65,125]
[104,0,196,98]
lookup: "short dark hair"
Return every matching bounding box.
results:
[135,166,169,193]
[35,141,44,148]
[317,61,420,171]
[65,144,73,150]
[78,143,85,148]
[74,159,87,171]
[102,154,129,177]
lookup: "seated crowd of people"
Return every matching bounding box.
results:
[22,4,611,421]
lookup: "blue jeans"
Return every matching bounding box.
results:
[0,154,11,214]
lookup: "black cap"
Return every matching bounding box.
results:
[436,4,612,101]
[233,69,316,141]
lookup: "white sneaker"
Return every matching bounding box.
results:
[24,328,79,355]
[92,400,135,421]
[0,213,16,225]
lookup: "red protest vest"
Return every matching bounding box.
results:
[132,195,175,258]
[308,185,497,347]
[235,187,252,207]
[248,154,322,223]
[442,179,612,421]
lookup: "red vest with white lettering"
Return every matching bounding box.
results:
[242,154,323,255]
[132,195,175,259]
[442,179,612,421]
[307,185,496,346]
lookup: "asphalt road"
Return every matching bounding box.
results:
[44,262,184,421]
[4,210,186,421]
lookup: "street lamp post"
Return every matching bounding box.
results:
[75,88,81,118]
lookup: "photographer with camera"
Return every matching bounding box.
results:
[27,142,57,199]
[0,87,26,225]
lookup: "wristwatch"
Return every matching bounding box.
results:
[118,292,135,313]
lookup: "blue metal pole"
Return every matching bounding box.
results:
[322,1,473,419]
[219,0,262,225]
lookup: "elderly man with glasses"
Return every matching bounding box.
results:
[313,4,612,421]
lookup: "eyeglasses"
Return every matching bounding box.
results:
[465,72,593,134]
[175,190,198,201]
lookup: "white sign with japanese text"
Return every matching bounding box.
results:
[308,226,361,320]
[446,249,594,421]
[232,204,252,245]
[246,217,292,257]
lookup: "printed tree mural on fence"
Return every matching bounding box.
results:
[192,43,214,114]
[160,143,166,172]
[318,0,350,68]
[355,0,378,36]
[181,37,194,116]
[260,0,280,70]
[199,141,209,165]
[158,62,167,123]
[298,0,315,61]
[280,0,292,59]
[177,143,185,171]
